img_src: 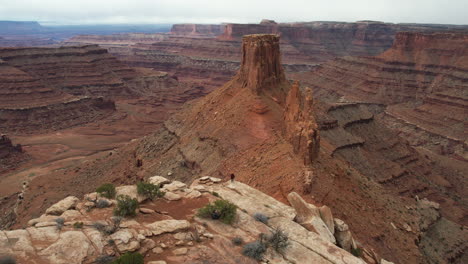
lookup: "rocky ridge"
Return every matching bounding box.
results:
[0,176,368,264]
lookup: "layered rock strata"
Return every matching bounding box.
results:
[295,32,468,161]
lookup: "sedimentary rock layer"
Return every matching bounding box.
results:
[295,32,468,161]
[0,45,138,98]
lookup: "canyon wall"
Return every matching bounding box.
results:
[65,21,468,91]
[171,23,226,36]
[294,32,468,161]
[0,45,138,98]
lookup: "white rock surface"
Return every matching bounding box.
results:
[45,196,79,215]
[146,220,191,236]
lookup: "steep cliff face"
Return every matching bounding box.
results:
[0,47,128,135]
[0,45,138,98]
[234,34,286,96]
[294,32,468,161]
[171,24,226,36]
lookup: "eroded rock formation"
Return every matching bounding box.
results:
[0,176,365,264]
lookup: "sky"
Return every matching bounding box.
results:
[0,0,466,25]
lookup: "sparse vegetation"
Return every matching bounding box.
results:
[111,252,144,264]
[232,237,244,246]
[73,221,84,229]
[96,199,111,208]
[351,247,363,257]
[136,182,164,200]
[92,222,107,233]
[211,191,220,197]
[96,183,116,199]
[0,256,16,264]
[55,217,65,231]
[267,228,290,253]
[114,195,138,217]
[253,212,269,224]
[94,255,115,264]
[197,199,237,225]
[242,241,267,260]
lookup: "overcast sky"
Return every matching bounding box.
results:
[0,0,466,25]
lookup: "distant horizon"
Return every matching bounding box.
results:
[2,19,468,27]
[1,0,467,26]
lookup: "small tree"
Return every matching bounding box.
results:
[267,228,290,253]
[96,183,116,199]
[197,199,237,225]
[136,182,164,200]
[113,195,138,217]
[55,217,65,231]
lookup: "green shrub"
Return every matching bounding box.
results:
[111,252,143,264]
[197,199,237,225]
[351,247,363,257]
[242,241,267,260]
[267,228,290,253]
[231,237,244,246]
[253,212,269,224]
[94,255,115,264]
[96,183,116,199]
[73,222,84,229]
[136,182,164,200]
[113,195,138,217]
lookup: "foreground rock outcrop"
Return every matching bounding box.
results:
[0,176,365,264]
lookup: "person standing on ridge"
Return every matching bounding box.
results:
[230,173,235,183]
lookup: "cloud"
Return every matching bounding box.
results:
[0,0,466,25]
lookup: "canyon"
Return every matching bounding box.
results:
[0,19,466,264]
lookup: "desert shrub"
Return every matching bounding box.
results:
[111,252,143,264]
[55,217,65,231]
[73,221,84,229]
[267,228,290,253]
[231,237,244,246]
[114,195,138,217]
[211,191,220,197]
[92,222,107,233]
[197,199,237,225]
[94,255,115,264]
[96,199,111,208]
[242,241,267,260]
[253,212,269,224]
[96,183,116,199]
[136,182,164,200]
[351,247,363,257]
[0,256,16,264]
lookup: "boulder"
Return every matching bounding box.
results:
[4,229,35,254]
[139,208,155,214]
[148,261,167,264]
[110,229,140,252]
[173,247,188,255]
[60,210,82,221]
[287,192,335,243]
[45,196,79,215]
[148,176,171,186]
[28,215,60,227]
[381,259,395,264]
[185,190,202,199]
[319,205,335,234]
[40,231,94,264]
[164,192,182,201]
[116,185,146,203]
[146,220,191,236]
[162,181,187,192]
[334,218,356,252]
